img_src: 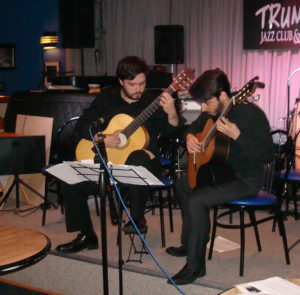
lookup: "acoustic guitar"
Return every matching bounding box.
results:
[188,76,260,189]
[76,69,195,164]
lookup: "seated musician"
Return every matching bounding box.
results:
[55,56,181,254]
[165,68,274,285]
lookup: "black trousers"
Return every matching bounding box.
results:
[61,150,161,234]
[61,180,99,235]
[175,171,262,271]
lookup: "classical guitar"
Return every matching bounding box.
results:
[188,76,260,189]
[76,69,195,164]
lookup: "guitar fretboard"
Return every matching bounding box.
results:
[202,99,234,150]
[122,86,175,138]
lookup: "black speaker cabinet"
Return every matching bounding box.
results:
[0,135,45,175]
[154,25,184,64]
[59,0,95,48]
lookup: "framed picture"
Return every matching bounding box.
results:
[0,44,15,69]
[44,60,60,86]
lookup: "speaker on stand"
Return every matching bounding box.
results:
[59,0,95,76]
[154,25,184,76]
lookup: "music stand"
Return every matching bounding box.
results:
[0,134,46,208]
[45,161,164,186]
[46,160,164,295]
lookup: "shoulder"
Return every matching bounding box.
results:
[100,86,121,99]
[234,103,267,118]
[92,87,121,104]
[232,103,270,129]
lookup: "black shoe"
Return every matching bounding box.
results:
[166,245,187,257]
[123,219,147,234]
[55,233,98,254]
[167,264,206,285]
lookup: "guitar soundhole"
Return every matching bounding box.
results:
[117,132,128,149]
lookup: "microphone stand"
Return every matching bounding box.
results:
[96,130,124,295]
[117,190,124,295]
[96,132,109,295]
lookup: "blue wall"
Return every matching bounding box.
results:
[0,0,65,95]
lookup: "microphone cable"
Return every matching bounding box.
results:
[88,127,186,295]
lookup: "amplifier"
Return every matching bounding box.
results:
[0,134,45,175]
[179,99,201,125]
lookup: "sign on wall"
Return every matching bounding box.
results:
[244,0,300,49]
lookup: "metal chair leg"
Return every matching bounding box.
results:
[248,209,262,251]
[239,208,245,276]
[208,207,218,260]
[167,187,173,232]
[276,207,290,264]
[158,190,165,248]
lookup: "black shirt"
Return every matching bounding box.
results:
[186,102,274,183]
[76,87,179,158]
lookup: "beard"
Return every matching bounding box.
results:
[216,101,224,114]
[122,87,143,101]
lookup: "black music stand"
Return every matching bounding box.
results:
[46,160,164,295]
[0,135,47,208]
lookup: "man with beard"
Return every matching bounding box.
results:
[55,56,180,253]
[166,68,274,285]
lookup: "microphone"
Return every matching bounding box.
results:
[257,82,265,89]
[92,117,105,128]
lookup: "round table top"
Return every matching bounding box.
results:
[219,278,300,294]
[0,225,51,274]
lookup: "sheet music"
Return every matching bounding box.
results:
[107,163,163,186]
[45,161,164,186]
[236,277,300,295]
[45,162,99,184]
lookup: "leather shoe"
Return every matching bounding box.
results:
[167,264,206,285]
[166,245,187,257]
[55,233,98,254]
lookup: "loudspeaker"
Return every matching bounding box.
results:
[59,0,95,48]
[147,71,173,89]
[154,25,184,64]
[0,135,45,175]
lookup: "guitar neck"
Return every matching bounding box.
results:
[202,97,235,148]
[122,85,175,138]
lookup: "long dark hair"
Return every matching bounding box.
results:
[189,68,231,101]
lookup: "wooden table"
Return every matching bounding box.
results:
[219,278,300,294]
[0,225,51,274]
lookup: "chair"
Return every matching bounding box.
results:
[208,161,290,276]
[147,138,177,247]
[148,175,174,248]
[42,116,99,226]
[274,129,300,220]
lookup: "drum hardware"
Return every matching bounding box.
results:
[287,67,300,131]
[172,137,187,179]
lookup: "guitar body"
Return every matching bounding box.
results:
[76,113,150,164]
[188,118,230,189]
